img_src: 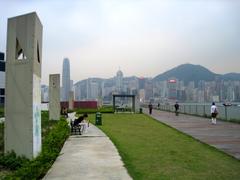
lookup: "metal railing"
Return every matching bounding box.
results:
[143,104,240,122]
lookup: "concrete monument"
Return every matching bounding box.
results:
[5,12,42,159]
[69,91,74,110]
[49,74,60,120]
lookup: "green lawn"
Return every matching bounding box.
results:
[89,113,240,180]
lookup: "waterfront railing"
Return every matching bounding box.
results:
[145,103,240,122]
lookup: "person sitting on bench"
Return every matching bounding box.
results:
[73,113,89,133]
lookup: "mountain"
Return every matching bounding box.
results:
[153,64,218,84]
[221,73,240,81]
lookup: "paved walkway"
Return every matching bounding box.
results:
[43,115,132,180]
[144,108,240,160]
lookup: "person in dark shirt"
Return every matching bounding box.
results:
[73,113,88,126]
[148,102,153,114]
[174,102,179,116]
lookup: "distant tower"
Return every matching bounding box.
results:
[62,58,70,101]
[168,79,177,101]
[116,69,123,93]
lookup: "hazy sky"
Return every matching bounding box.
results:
[0,0,240,84]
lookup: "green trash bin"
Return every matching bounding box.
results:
[139,108,143,114]
[95,112,102,125]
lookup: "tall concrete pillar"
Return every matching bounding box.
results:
[69,91,74,110]
[5,12,42,159]
[49,74,60,120]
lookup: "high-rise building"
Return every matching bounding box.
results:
[138,77,145,90]
[116,70,123,93]
[0,52,5,106]
[168,79,177,101]
[145,78,153,101]
[41,85,49,102]
[70,80,74,91]
[62,58,70,101]
[90,81,99,100]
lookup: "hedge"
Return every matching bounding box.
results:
[2,118,70,179]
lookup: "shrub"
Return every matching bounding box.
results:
[0,151,29,170]
[75,106,114,114]
[4,118,70,179]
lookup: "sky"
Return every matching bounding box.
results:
[0,0,240,85]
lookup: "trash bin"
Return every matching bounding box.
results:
[95,112,102,125]
[139,108,143,114]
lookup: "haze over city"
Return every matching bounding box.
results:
[0,0,240,84]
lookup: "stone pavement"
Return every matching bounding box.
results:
[43,121,132,180]
[144,108,240,160]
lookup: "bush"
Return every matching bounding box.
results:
[100,106,114,113]
[3,118,70,179]
[0,151,29,170]
[76,108,98,114]
[75,106,114,114]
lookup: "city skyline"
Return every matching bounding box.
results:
[0,0,240,84]
[56,63,240,86]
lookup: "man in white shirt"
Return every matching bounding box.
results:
[210,102,218,124]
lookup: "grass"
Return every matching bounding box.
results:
[89,113,240,180]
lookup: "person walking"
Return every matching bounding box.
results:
[148,102,153,115]
[174,102,179,116]
[211,102,218,124]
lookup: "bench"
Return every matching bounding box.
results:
[70,120,84,135]
[68,112,84,135]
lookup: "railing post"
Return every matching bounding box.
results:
[225,106,228,121]
[203,104,206,116]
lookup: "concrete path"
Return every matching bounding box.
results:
[43,123,132,180]
[144,108,240,160]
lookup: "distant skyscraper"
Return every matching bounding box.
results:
[116,69,123,93]
[41,85,49,102]
[70,80,74,91]
[168,79,177,101]
[138,77,145,89]
[62,58,70,101]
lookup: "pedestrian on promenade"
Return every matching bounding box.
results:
[174,102,179,116]
[148,102,153,114]
[211,102,218,124]
[157,103,160,109]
